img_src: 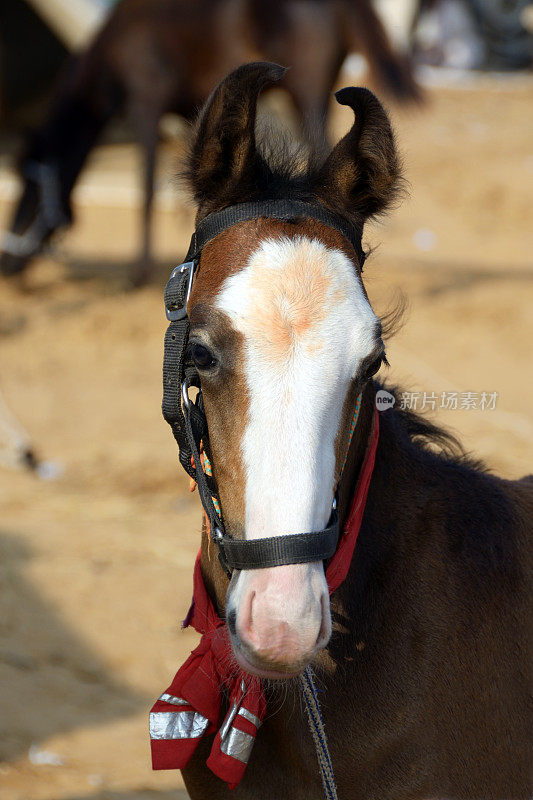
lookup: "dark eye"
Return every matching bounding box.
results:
[365,355,383,379]
[190,343,217,370]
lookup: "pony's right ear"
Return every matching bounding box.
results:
[186,62,286,216]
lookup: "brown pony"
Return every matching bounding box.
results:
[0,0,419,284]
[164,63,531,799]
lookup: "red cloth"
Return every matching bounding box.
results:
[326,408,379,594]
[150,556,266,788]
[150,407,379,788]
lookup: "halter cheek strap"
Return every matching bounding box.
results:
[162,199,366,577]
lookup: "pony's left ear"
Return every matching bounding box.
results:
[314,87,401,221]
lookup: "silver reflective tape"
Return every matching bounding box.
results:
[219,700,238,743]
[237,707,262,729]
[220,726,255,764]
[159,692,189,707]
[150,710,209,740]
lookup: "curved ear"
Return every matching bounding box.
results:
[186,62,286,214]
[314,87,401,220]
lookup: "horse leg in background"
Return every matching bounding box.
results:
[338,0,422,102]
[277,30,345,151]
[284,48,346,154]
[129,101,160,287]
[247,0,344,152]
[285,83,331,155]
[0,47,124,278]
[0,386,36,471]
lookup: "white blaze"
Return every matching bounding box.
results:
[216,235,377,540]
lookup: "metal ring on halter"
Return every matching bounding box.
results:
[181,379,192,412]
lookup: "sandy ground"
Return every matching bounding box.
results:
[0,71,531,800]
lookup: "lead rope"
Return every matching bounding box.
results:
[298,394,363,800]
[300,666,339,800]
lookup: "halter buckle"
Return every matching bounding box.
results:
[165,261,195,321]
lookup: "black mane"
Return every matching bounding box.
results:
[183,126,335,214]
[376,380,486,472]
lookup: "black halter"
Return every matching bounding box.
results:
[162,199,365,577]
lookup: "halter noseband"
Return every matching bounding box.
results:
[162,199,365,578]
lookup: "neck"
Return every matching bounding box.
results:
[326,381,396,657]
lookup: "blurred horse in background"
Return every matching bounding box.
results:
[0,0,420,285]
